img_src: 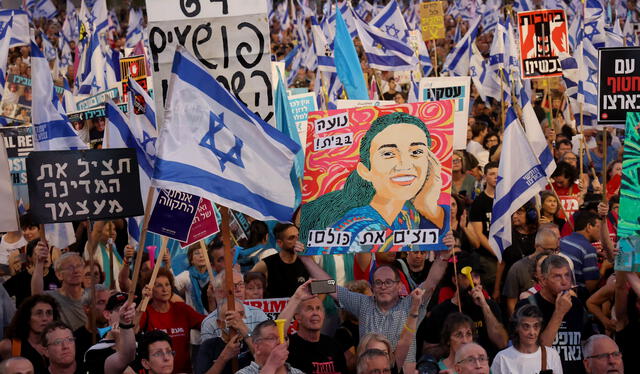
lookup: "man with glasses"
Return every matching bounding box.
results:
[32,249,87,331]
[582,335,624,374]
[454,343,490,374]
[41,321,83,374]
[139,330,175,374]
[236,320,304,374]
[356,349,391,374]
[503,225,559,316]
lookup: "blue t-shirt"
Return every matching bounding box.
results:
[559,232,599,286]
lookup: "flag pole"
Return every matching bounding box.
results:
[128,186,155,304]
[451,250,462,313]
[219,205,239,372]
[87,220,97,345]
[579,103,584,179]
[139,235,169,312]
[602,127,608,202]
[432,40,439,77]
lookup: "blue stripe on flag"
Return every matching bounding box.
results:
[106,103,154,177]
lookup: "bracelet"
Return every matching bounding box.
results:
[119,322,134,329]
[403,324,416,334]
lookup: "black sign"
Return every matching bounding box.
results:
[26,148,144,223]
[598,47,640,125]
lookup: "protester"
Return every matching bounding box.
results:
[73,284,110,361]
[582,335,624,374]
[138,330,175,374]
[41,321,83,374]
[356,349,391,374]
[0,357,34,374]
[453,343,490,374]
[434,312,475,372]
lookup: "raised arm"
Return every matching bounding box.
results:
[31,241,49,295]
[277,280,314,332]
[105,302,137,374]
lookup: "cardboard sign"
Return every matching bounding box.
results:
[300,102,454,254]
[146,0,274,126]
[0,126,32,204]
[288,92,317,150]
[597,47,640,126]
[26,148,144,223]
[419,76,471,150]
[76,88,121,111]
[179,197,219,248]
[517,9,569,79]
[419,1,445,41]
[148,189,201,241]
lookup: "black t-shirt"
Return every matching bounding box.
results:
[74,326,100,369]
[396,258,431,288]
[287,333,348,374]
[418,297,504,359]
[14,338,47,374]
[263,253,309,298]
[3,267,60,307]
[334,320,359,354]
[469,191,493,257]
[83,339,116,374]
[515,292,591,374]
[194,337,252,374]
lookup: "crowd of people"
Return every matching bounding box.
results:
[0,0,638,374]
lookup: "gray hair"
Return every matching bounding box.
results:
[535,226,559,247]
[540,254,571,276]
[81,284,109,306]
[454,342,486,364]
[356,349,389,374]
[583,334,618,359]
[53,252,84,273]
[0,357,33,374]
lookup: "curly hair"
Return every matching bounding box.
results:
[5,294,61,341]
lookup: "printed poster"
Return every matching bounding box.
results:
[300,101,454,255]
[418,76,470,150]
[0,125,32,205]
[597,47,640,126]
[615,112,640,272]
[419,1,445,41]
[517,9,569,79]
[288,92,317,151]
[0,74,66,126]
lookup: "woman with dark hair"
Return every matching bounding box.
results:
[437,312,475,372]
[491,304,562,373]
[244,271,267,299]
[450,193,479,252]
[301,112,450,253]
[0,294,60,372]
[237,220,277,270]
[539,191,566,230]
[482,131,501,162]
[451,151,476,197]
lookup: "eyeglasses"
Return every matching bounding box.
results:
[452,158,462,163]
[372,279,399,288]
[256,335,288,343]
[587,351,622,360]
[456,355,489,365]
[48,337,75,346]
[150,349,176,359]
[234,282,245,289]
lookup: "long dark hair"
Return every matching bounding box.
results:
[5,294,61,341]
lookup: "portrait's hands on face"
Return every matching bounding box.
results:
[414,149,443,219]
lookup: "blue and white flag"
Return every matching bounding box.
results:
[75,29,109,95]
[489,107,547,261]
[371,0,409,41]
[518,81,556,177]
[34,0,57,19]
[623,12,637,46]
[469,51,500,101]
[41,33,58,62]
[31,40,86,152]
[514,0,533,12]
[126,8,143,49]
[0,10,29,47]
[152,46,300,222]
[442,17,480,76]
[311,16,335,72]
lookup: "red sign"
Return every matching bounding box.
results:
[559,195,580,217]
[179,198,219,248]
[518,9,569,79]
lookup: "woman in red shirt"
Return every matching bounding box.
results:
[139,267,205,373]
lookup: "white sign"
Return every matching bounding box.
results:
[288,92,316,151]
[146,0,268,22]
[335,100,395,109]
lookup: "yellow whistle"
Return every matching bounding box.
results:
[461,266,475,288]
[275,319,286,344]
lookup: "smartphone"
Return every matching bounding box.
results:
[310,279,337,294]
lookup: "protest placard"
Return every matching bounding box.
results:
[300,102,454,254]
[597,47,640,126]
[179,197,219,248]
[229,208,250,243]
[419,76,470,150]
[288,92,317,150]
[0,125,33,205]
[419,1,445,41]
[0,128,18,232]
[517,9,568,79]
[68,103,129,149]
[75,88,121,111]
[244,298,290,320]
[26,148,144,223]
[615,112,640,272]
[148,189,201,241]
[335,100,395,109]
[558,195,580,217]
[146,0,274,126]
[1,74,65,125]
[120,55,148,102]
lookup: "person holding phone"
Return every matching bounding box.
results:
[491,304,563,374]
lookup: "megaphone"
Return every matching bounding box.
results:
[460,266,475,289]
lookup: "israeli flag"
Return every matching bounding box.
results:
[514,0,533,12]
[41,33,58,62]
[31,40,86,152]
[75,30,108,95]
[469,51,500,101]
[0,10,29,47]
[518,81,556,178]
[371,0,409,41]
[311,16,335,72]
[34,0,58,20]
[152,46,300,222]
[442,17,480,76]
[126,8,143,49]
[354,11,418,71]
[489,107,547,261]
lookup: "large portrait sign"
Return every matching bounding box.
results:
[517,9,569,79]
[300,101,454,255]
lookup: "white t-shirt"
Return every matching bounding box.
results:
[0,235,26,265]
[466,140,485,157]
[491,346,563,374]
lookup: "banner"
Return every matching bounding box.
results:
[0,127,19,232]
[26,148,144,223]
[336,100,395,109]
[148,189,200,241]
[120,55,148,102]
[0,126,33,205]
[243,298,290,320]
[146,0,274,126]
[419,1,445,41]
[615,112,640,272]
[76,88,121,111]
[288,92,317,150]
[300,101,454,254]
[179,197,219,248]
[517,9,568,79]
[419,76,470,150]
[597,47,640,126]
[68,103,128,149]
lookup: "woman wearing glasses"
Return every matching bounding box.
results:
[491,304,563,373]
[437,312,475,373]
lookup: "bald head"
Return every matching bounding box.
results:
[0,357,34,374]
[454,343,489,374]
[583,335,624,374]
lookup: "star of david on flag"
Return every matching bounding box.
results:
[152,46,300,222]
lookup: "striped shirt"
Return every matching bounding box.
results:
[559,232,599,286]
[200,304,268,343]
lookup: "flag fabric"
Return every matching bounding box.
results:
[75,29,108,94]
[518,81,556,177]
[41,33,58,62]
[152,46,300,222]
[469,51,500,101]
[442,17,480,76]
[334,8,368,100]
[311,16,335,72]
[31,40,86,151]
[34,0,57,19]
[0,10,29,47]
[371,0,409,41]
[126,8,144,49]
[489,107,547,261]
